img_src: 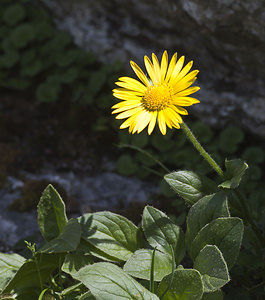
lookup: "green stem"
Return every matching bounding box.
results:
[180,122,225,178]
[149,247,156,293]
[181,122,265,251]
[118,143,170,173]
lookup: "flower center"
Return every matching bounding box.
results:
[142,84,172,111]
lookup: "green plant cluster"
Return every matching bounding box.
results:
[0,183,244,299]
[0,0,121,104]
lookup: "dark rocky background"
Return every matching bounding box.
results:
[43,0,265,137]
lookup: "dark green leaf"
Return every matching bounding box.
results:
[62,253,93,275]
[219,159,248,189]
[164,171,217,205]
[186,192,230,252]
[142,206,185,265]
[123,249,172,281]
[116,154,138,175]
[37,184,68,241]
[201,290,223,300]
[3,4,26,26]
[194,245,230,292]
[73,262,159,300]
[190,217,244,269]
[3,253,61,293]
[0,253,25,291]
[78,211,142,261]
[157,269,203,300]
[40,219,81,253]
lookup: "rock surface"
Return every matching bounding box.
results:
[42,0,265,137]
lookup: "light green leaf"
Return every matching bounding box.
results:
[194,245,230,292]
[37,184,68,241]
[190,217,244,269]
[62,253,93,275]
[201,290,223,300]
[73,262,160,300]
[78,211,142,261]
[142,206,185,265]
[164,171,216,205]
[186,192,230,252]
[123,249,172,281]
[0,253,25,291]
[39,219,81,253]
[3,253,61,293]
[218,159,248,189]
[157,269,203,300]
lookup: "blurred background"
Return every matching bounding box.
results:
[0,0,265,298]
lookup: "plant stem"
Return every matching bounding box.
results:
[181,122,265,249]
[180,122,225,178]
[118,143,170,173]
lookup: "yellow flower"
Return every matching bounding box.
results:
[112,51,200,135]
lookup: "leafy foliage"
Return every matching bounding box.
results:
[0,183,244,299]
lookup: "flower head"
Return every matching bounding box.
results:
[112,51,200,135]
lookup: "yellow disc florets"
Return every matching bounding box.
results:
[142,83,172,111]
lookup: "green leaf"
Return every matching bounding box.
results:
[190,217,244,269]
[36,82,61,102]
[37,184,68,242]
[3,253,61,293]
[242,146,265,164]
[10,24,36,48]
[201,290,223,300]
[3,4,26,26]
[164,171,217,205]
[218,159,248,189]
[62,253,93,275]
[78,211,142,261]
[0,253,25,291]
[123,249,172,281]
[142,206,185,265]
[20,60,42,77]
[39,219,81,253]
[218,127,244,154]
[116,154,139,175]
[79,292,97,299]
[186,192,230,252]
[157,269,203,300]
[194,245,230,292]
[72,262,159,300]
[0,50,19,68]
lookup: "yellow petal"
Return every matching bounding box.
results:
[112,102,142,114]
[160,50,168,82]
[112,88,144,96]
[170,56,185,82]
[162,109,173,129]
[175,86,200,97]
[171,60,193,85]
[165,52,177,82]
[168,106,183,122]
[148,111,157,135]
[112,99,141,109]
[144,55,156,84]
[116,77,146,93]
[134,111,152,134]
[152,53,161,83]
[116,107,143,119]
[171,105,188,115]
[171,96,200,106]
[158,111,167,135]
[130,61,150,87]
[172,76,198,95]
[113,93,142,101]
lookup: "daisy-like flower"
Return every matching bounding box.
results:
[112,51,200,135]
